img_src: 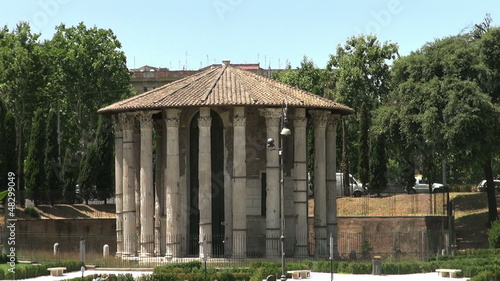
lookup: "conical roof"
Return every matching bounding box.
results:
[98,61,354,115]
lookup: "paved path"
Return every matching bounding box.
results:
[18,270,470,281]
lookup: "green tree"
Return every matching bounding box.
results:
[61,148,79,203]
[44,108,61,204]
[357,102,370,186]
[3,110,17,178]
[380,32,499,224]
[327,35,398,185]
[0,23,49,206]
[47,22,131,149]
[94,116,114,203]
[78,142,98,204]
[369,132,387,196]
[24,109,46,205]
[0,99,6,187]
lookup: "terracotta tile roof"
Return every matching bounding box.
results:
[98,63,354,115]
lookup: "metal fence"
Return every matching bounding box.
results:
[9,230,450,267]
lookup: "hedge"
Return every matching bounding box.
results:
[1,260,82,279]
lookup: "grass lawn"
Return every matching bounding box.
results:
[335,192,498,250]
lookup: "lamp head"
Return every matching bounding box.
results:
[267,138,275,148]
[280,127,292,136]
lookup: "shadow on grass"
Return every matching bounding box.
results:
[451,192,488,213]
[36,204,92,219]
[455,211,489,249]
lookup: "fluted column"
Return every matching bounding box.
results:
[326,114,340,258]
[113,115,124,257]
[311,110,330,258]
[122,113,137,256]
[139,111,155,257]
[198,107,212,258]
[165,109,182,258]
[232,107,247,258]
[260,108,282,257]
[154,120,164,256]
[293,108,308,257]
[134,123,141,244]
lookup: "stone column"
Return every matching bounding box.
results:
[122,113,137,256]
[232,107,247,258]
[311,110,330,258]
[165,109,182,259]
[293,108,308,257]
[326,114,340,258]
[198,107,212,258]
[260,108,282,257]
[134,123,141,243]
[139,111,155,257]
[113,115,124,257]
[154,120,164,256]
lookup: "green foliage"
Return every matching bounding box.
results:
[24,206,41,218]
[44,108,62,204]
[360,239,373,259]
[78,142,99,202]
[0,21,131,205]
[61,147,80,203]
[1,260,81,279]
[369,132,388,194]
[488,220,500,248]
[0,253,16,263]
[94,115,114,202]
[328,34,398,184]
[24,108,47,205]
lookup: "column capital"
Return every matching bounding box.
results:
[121,113,136,131]
[198,116,212,128]
[259,108,282,127]
[112,115,123,134]
[327,114,341,130]
[310,110,331,127]
[234,115,246,127]
[138,111,158,129]
[163,109,182,128]
[293,117,308,128]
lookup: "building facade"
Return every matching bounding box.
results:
[99,60,354,259]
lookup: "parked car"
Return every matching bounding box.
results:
[336,173,367,197]
[476,180,500,192]
[407,175,444,194]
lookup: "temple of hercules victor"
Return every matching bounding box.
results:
[98,60,354,259]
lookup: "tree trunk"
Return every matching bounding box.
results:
[482,159,498,227]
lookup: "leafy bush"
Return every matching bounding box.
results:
[468,270,500,281]
[24,206,41,218]
[154,260,202,274]
[1,260,82,279]
[488,220,500,248]
[0,253,16,263]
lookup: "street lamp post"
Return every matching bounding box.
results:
[279,106,291,281]
[267,104,291,281]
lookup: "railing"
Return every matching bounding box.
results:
[9,230,450,267]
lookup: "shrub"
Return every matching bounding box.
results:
[24,206,41,218]
[488,220,500,248]
[0,253,16,263]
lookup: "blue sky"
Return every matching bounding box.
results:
[2,0,499,70]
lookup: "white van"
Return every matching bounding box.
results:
[336,173,366,197]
